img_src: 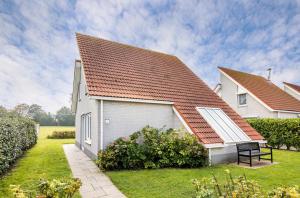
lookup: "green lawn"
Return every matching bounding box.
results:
[0,126,80,197]
[107,149,300,198]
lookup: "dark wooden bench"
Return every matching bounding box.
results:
[236,142,273,167]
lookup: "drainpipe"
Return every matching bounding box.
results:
[208,148,212,166]
[100,100,104,150]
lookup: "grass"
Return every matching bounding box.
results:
[0,126,80,197]
[106,149,300,198]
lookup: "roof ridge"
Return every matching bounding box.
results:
[218,66,268,80]
[283,81,300,86]
[75,32,178,59]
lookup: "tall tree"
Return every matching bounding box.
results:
[28,104,44,119]
[12,103,30,117]
[56,107,75,126]
[27,104,55,126]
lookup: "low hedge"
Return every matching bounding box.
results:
[47,131,75,139]
[247,118,300,150]
[97,126,208,170]
[0,115,37,175]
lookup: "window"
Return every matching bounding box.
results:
[197,107,250,143]
[238,93,247,105]
[81,113,91,144]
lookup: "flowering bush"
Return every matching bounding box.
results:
[38,178,81,198]
[269,185,300,198]
[10,178,81,198]
[193,170,300,198]
[97,126,208,170]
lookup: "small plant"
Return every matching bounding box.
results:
[96,126,208,170]
[10,178,81,198]
[10,185,32,198]
[193,170,300,198]
[38,178,81,198]
[269,185,300,198]
[47,131,75,139]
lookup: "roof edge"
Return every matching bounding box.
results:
[71,60,82,113]
[218,66,267,80]
[76,32,178,59]
[90,96,174,105]
[283,82,300,95]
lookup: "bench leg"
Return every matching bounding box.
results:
[271,153,273,163]
[259,156,260,161]
[238,154,240,165]
[250,157,252,167]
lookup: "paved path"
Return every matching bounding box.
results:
[63,144,126,198]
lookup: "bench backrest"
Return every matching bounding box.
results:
[236,142,260,151]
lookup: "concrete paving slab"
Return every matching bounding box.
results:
[63,144,126,198]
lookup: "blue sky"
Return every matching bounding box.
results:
[0,0,300,112]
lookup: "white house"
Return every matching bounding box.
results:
[283,82,300,101]
[215,67,300,119]
[71,33,264,164]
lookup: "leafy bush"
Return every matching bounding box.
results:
[97,126,208,170]
[193,170,300,198]
[10,178,81,198]
[247,118,300,150]
[10,185,30,198]
[269,185,300,197]
[0,115,37,175]
[38,178,81,198]
[47,131,75,139]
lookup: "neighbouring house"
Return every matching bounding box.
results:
[283,82,300,101]
[215,67,300,119]
[71,33,264,165]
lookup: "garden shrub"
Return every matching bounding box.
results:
[38,178,81,198]
[10,178,81,198]
[97,126,208,170]
[193,170,300,198]
[247,118,300,150]
[47,131,75,139]
[0,115,37,175]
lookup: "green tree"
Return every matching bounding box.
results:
[12,103,30,117]
[27,104,55,126]
[56,107,75,126]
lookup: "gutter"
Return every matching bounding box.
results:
[90,96,173,105]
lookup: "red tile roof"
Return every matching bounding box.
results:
[283,82,300,94]
[219,67,300,112]
[76,33,263,144]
